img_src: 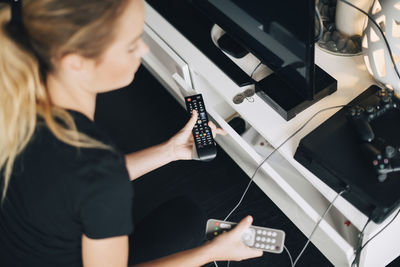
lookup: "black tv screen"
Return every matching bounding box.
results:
[191,0,315,100]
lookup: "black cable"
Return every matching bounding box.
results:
[351,208,400,267]
[351,216,372,267]
[250,61,262,80]
[339,0,400,81]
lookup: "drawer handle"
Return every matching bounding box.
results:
[172,73,196,97]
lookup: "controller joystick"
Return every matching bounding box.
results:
[346,105,374,142]
[385,146,397,159]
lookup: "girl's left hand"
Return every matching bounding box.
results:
[167,110,227,161]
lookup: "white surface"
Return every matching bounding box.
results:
[142,3,400,266]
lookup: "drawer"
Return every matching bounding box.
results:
[142,23,193,100]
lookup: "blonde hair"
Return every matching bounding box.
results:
[0,0,129,201]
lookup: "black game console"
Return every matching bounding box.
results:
[294,85,400,223]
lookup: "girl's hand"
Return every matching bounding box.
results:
[206,216,263,262]
[167,110,227,161]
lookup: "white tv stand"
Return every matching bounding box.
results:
[141,3,400,266]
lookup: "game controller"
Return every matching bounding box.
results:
[346,88,400,142]
[347,88,400,182]
[360,143,400,182]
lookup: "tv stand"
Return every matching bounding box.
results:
[142,1,400,266]
[256,65,337,120]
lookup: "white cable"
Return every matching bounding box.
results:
[284,245,294,267]
[213,261,218,267]
[219,105,347,267]
[292,188,348,266]
[223,105,347,222]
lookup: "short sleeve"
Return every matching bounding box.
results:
[79,151,133,239]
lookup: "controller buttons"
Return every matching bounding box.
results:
[385,146,396,158]
[366,105,374,113]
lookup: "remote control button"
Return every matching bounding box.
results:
[271,239,276,244]
[260,244,265,249]
[265,244,270,250]
[220,223,231,229]
[261,237,266,242]
[266,238,271,242]
[272,232,277,237]
[267,231,272,236]
[242,228,255,246]
[255,243,260,248]
[256,236,261,241]
[270,245,276,250]
[262,230,267,235]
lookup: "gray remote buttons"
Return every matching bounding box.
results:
[205,219,285,254]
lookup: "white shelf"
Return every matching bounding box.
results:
[142,3,400,266]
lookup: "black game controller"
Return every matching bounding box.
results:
[347,88,400,182]
[360,143,400,182]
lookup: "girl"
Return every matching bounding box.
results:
[0,0,263,266]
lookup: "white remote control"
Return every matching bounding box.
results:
[205,219,285,254]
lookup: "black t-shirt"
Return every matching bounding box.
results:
[0,110,134,267]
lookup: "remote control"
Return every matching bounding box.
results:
[205,219,285,254]
[185,94,217,162]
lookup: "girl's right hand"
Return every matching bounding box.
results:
[206,216,263,262]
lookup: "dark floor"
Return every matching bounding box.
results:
[94,66,399,267]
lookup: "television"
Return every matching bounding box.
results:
[191,0,337,120]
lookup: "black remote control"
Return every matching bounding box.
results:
[185,94,217,162]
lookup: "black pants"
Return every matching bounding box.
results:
[128,196,206,265]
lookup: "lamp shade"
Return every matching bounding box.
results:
[362,0,400,92]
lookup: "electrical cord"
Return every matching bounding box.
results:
[284,245,294,267]
[292,187,349,266]
[220,105,348,267]
[351,208,400,267]
[338,0,400,81]
[250,61,263,80]
[223,104,348,222]
[351,216,372,267]
[314,6,323,43]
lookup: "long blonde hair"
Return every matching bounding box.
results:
[0,0,129,201]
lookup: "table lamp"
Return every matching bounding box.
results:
[362,0,400,93]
